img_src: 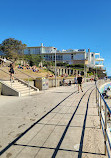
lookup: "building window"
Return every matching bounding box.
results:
[71,54,73,60]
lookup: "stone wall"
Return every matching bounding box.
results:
[1,83,20,96]
[0,82,1,95]
[32,78,74,90]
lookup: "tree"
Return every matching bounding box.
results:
[43,61,55,67]
[0,38,27,61]
[25,54,43,66]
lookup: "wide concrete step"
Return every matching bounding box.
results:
[3,81,29,88]
[20,89,35,93]
[11,85,28,88]
[21,91,38,96]
[8,82,22,85]
[3,80,19,84]
[14,87,30,90]
[3,81,23,86]
[6,84,28,90]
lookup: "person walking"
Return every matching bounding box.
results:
[9,63,14,82]
[77,74,83,93]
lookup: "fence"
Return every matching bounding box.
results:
[96,84,111,157]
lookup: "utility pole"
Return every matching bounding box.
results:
[84,60,86,82]
[55,51,56,87]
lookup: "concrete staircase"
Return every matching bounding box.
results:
[1,80,39,96]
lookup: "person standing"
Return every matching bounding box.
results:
[77,74,83,93]
[62,78,65,86]
[3,57,6,66]
[9,63,14,82]
[74,76,77,84]
[94,77,97,85]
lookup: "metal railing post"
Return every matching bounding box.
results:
[100,94,102,129]
[104,102,107,155]
[96,87,97,103]
[11,81,12,87]
[28,76,30,95]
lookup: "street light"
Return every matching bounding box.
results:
[54,48,57,87]
[84,60,85,82]
[55,52,56,87]
[84,59,87,82]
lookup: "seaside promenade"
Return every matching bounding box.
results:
[0,82,108,158]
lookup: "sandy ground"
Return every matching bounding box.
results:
[0,82,108,158]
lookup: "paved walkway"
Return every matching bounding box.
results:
[0,82,108,158]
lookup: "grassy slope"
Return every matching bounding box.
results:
[0,66,76,81]
[0,67,53,81]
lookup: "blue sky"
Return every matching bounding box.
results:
[0,0,111,75]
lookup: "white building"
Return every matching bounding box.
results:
[87,49,104,68]
[24,44,104,68]
[24,43,87,65]
[14,44,104,68]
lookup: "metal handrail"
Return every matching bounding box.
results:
[15,68,35,80]
[96,84,111,157]
[15,68,36,95]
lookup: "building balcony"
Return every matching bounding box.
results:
[95,64,104,67]
[95,58,104,61]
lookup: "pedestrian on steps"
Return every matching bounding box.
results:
[9,63,14,82]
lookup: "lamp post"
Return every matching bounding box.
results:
[55,49,57,87]
[96,67,97,78]
[84,59,87,82]
[84,60,85,82]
